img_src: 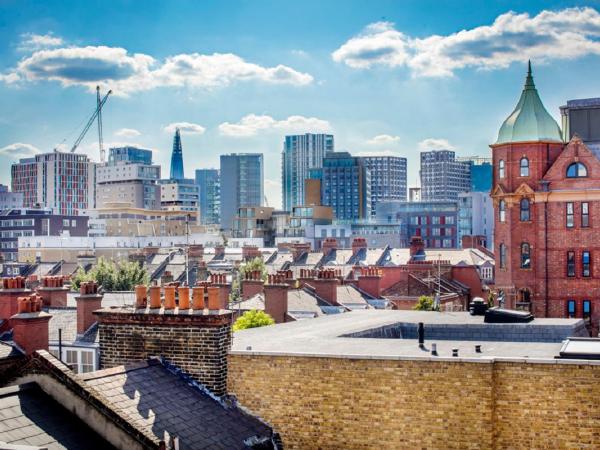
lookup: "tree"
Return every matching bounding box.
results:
[71,257,149,291]
[229,257,268,302]
[233,309,275,332]
[413,295,438,311]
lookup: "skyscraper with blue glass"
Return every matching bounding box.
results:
[170,128,184,180]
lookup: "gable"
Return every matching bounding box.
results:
[543,136,600,185]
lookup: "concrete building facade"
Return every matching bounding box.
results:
[362,156,407,218]
[420,150,471,201]
[220,153,263,230]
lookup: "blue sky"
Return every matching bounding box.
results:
[1,0,600,207]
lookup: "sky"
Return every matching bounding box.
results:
[1,0,600,208]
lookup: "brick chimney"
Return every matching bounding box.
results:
[210,273,230,309]
[352,237,368,255]
[291,243,311,262]
[312,269,339,305]
[321,238,337,256]
[241,270,264,300]
[358,267,382,298]
[409,236,425,258]
[94,284,232,396]
[37,276,69,307]
[188,244,204,259]
[298,268,316,288]
[76,281,103,335]
[264,274,289,324]
[242,245,261,261]
[10,295,52,355]
[0,277,30,322]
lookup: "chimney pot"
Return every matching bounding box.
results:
[192,286,205,310]
[149,286,162,308]
[207,286,220,310]
[164,286,176,309]
[135,285,147,308]
[178,286,190,309]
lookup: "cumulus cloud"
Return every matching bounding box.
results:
[163,122,206,135]
[18,33,63,51]
[418,138,455,151]
[0,142,40,159]
[219,114,331,137]
[114,128,141,138]
[332,7,600,76]
[366,134,400,145]
[355,149,399,157]
[1,44,313,95]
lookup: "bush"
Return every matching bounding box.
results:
[71,257,149,292]
[230,257,268,302]
[233,309,275,332]
[413,295,438,311]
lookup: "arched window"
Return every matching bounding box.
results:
[520,198,530,221]
[499,159,505,179]
[499,200,506,222]
[499,244,507,269]
[566,162,588,178]
[520,157,529,177]
[521,242,531,269]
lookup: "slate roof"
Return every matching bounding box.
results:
[0,383,116,449]
[382,248,494,267]
[46,307,99,344]
[0,341,22,359]
[335,285,372,310]
[80,359,275,450]
[236,290,328,320]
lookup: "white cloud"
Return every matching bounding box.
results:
[18,33,63,51]
[418,138,455,151]
[114,128,141,138]
[355,149,399,157]
[2,45,314,96]
[219,114,331,137]
[332,7,600,77]
[163,122,206,135]
[0,142,40,159]
[366,134,400,145]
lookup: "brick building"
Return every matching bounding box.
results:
[491,62,600,332]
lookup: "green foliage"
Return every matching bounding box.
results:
[229,257,268,303]
[71,257,149,292]
[233,309,275,332]
[413,295,438,311]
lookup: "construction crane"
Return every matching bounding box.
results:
[69,85,111,160]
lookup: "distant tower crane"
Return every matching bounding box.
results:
[68,85,111,161]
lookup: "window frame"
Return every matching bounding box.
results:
[498,159,505,179]
[582,251,591,278]
[519,198,530,222]
[499,200,506,223]
[567,251,576,277]
[519,157,530,177]
[583,300,591,320]
[499,243,507,269]
[566,202,574,228]
[566,162,588,178]
[582,202,589,227]
[567,299,576,318]
[520,242,531,269]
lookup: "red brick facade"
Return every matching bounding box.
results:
[492,137,600,333]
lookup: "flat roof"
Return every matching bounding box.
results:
[231,310,597,364]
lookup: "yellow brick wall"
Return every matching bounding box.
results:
[228,355,600,450]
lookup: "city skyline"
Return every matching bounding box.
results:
[2,1,600,208]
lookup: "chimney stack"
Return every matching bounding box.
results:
[352,237,368,255]
[242,245,261,261]
[357,267,382,298]
[312,269,340,305]
[10,295,52,355]
[241,270,264,300]
[37,276,69,307]
[291,243,311,262]
[321,238,337,256]
[76,281,103,335]
[409,236,425,258]
[0,277,30,322]
[264,274,289,323]
[210,273,230,309]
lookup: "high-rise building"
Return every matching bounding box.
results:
[320,152,370,221]
[96,147,161,210]
[457,156,493,192]
[282,133,334,211]
[362,156,407,218]
[11,152,96,215]
[220,153,264,230]
[420,150,471,201]
[195,169,221,225]
[159,179,200,217]
[170,128,185,180]
[458,191,494,249]
[560,97,600,154]
[491,63,600,331]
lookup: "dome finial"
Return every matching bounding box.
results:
[524,60,535,90]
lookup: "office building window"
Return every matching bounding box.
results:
[567,299,576,318]
[520,157,529,177]
[520,198,530,222]
[582,251,591,277]
[566,202,574,228]
[582,202,589,227]
[520,243,531,269]
[567,251,575,277]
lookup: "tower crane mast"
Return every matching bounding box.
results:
[69,86,111,158]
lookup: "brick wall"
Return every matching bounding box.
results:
[228,354,600,449]
[96,309,232,396]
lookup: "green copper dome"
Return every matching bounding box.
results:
[496,62,562,145]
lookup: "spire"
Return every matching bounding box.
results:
[495,60,562,145]
[170,128,184,180]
